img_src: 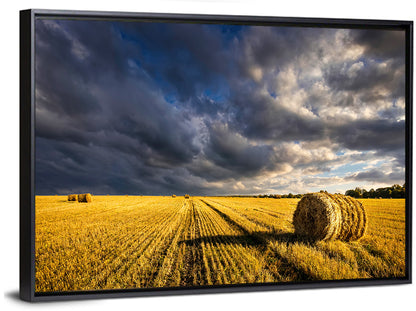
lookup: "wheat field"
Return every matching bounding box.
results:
[35,196,406,292]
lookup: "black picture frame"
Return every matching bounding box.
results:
[20,9,413,302]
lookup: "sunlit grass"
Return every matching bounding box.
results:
[35,196,406,292]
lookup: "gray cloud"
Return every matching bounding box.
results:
[205,122,274,173]
[231,89,325,142]
[351,29,406,59]
[34,19,406,195]
[330,119,405,152]
[324,59,404,93]
[346,168,404,183]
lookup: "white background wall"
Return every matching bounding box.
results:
[1,0,414,310]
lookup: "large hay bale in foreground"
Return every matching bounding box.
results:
[292,192,367,241]
[77,193,92,203]
[67,194,78,201]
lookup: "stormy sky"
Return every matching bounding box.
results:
[35,18,406,195]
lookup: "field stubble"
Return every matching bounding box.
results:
[35,196,406,292]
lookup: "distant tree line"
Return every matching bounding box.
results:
[345,184,405,199]
[226,194,304,198]
[226,184,405,199]
[255,193,303,199]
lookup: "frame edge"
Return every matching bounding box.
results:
[405,20,413,284]
[20,9,35,302]
[21,9,413,301]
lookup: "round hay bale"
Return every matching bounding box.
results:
[67,194,78,201]
[292,192,367,241]
[78,193,92,203]
[172,194,176,198]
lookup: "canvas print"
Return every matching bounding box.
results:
[34,18,407,293]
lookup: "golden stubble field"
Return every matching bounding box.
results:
[35,196,406,292]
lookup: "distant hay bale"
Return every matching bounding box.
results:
[184,194,190,199]
[78,193,92,203]
[292,192,367,241]
[67,194,78,201]
[172,194,176,198]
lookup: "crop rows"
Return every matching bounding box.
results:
[35,196,406,292]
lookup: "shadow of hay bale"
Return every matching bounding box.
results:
[180,231,310,248]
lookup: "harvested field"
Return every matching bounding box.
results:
[35,196,406,292]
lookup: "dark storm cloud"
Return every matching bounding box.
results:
[35,20,134,117]
[186,157,234,182]
[330,119,405,152]
[35,19,208,194]
[323,30,406,103]
[36,136,200,195]
[35,20,141,159]
[347,169,384,181]
[346,169,404,183]
[351,29,406,59]
[230,89,325,142]
[237,26,327,75]
[114,22,235,103]
[35,19,406,195]
[323,59,404,95]
[204,123,274,173]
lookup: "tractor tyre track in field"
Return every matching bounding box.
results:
[179,199,207,286]
[203,198,275,232]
